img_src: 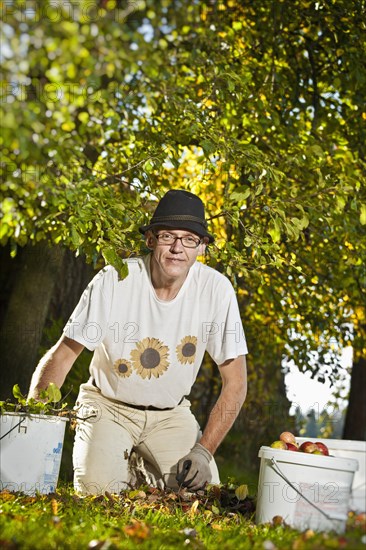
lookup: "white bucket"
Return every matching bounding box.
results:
[256,446,358,533]
[297,438,366,513]
[0,412,68,495]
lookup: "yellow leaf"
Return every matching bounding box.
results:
[128,490,146,499]
[61,121,75,132]
[235,484,248,501]
[0,490,16,501]
[189,499,200,516]
[51,498,58,515]
[360,204,366,225]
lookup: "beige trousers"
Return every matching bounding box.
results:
[72,382,220,495]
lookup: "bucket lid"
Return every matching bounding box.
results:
[258,446,359,473]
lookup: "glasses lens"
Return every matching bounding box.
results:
[157,233,174,244]
[182,237,200,248]
[156,233,200,248]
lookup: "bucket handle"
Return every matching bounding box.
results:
[0,416,27,441]
[270,457,342,524]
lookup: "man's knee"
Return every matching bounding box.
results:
[74,475,129,496]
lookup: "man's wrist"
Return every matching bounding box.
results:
[197,439,216,456]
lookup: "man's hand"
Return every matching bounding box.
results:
[175,443,213,491]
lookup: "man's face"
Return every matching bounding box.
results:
[146,228,207,281]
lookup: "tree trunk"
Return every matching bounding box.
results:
[343,355,366,441]
[0,243,66,398]
[0,243,94,400]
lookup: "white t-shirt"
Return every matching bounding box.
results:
[64,255,247,408]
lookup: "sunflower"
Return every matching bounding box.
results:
[130,337,170,379]
[176,335,197,365]
[114,358,133,378]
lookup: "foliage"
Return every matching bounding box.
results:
[1,1,365,426]
[0,484,365,549]
[0,383,68,416]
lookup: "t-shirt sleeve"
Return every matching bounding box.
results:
[63,266,114,351]
[205,279,248,366]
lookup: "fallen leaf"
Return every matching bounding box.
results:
[128,490,146,500]
[272,515,284,526]
[123,519,150,540]
[209,485,221,500]
[189,499,200,517]
[303,529,315,539]
[51,498,58,515]
[235,484,248,501]
[0,491,16,502]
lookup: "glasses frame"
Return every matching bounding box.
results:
[154,231,203,249]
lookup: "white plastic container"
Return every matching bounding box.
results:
[256,446,358,533]
[297,437,366,513]
[0,412,68,495]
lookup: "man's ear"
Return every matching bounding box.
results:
[145,231,155,250]
[198,238,209,255]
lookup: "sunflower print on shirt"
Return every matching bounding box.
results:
[130,337,170,379]
[176,335,197,365]
[114,358,133,378]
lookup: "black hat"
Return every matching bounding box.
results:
[139,189,214,243]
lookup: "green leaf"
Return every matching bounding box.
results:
[46,383,62,403]
[101,246,121,267]
[291,215,309,230]
[230,189,251,202]
[201,139,216,156]
[13,384,24,401]
[115,258,129,280]
[267,220,281,243]
[71,226,84,247]
[255,182,263,196]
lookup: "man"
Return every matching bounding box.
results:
[28,189,248,495]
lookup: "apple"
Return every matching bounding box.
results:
[279,431,297,446]
[315,442,329,456]
[270,440,288,450]
[299,441,318,453]
[286,443,299,451]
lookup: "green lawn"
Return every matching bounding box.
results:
[0,484,365,549]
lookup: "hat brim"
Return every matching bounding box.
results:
[139,220,215,243]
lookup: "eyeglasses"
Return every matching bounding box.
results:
[154,232,202,249]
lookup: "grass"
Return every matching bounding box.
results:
[0,483,365,549]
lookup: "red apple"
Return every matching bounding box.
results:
[279,431,297,446]
[315,442,329,456]
[299,441,318,453]
[270,440,288,450]
[286,443,299,451]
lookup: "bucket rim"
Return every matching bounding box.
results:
[296,437,366,452]
[0,411,69,422]
[258,445,359,472]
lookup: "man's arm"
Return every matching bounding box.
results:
[199,354,247,454]
[28,335,84,399]
[175,355,247,489]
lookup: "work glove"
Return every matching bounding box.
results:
[175,443,213,491]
